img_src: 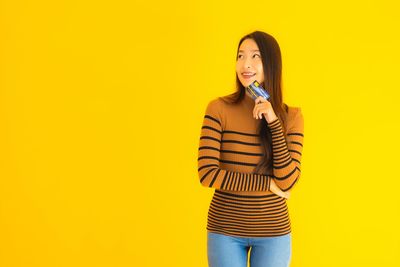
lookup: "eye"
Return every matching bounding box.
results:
[253,54,261,58]
[237,54,243,59]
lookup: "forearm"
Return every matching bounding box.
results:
[198,116,272,192]
[268,116,304,191]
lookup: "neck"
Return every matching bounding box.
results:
[242,91,255,108]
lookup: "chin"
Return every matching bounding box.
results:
[240,80,251,87]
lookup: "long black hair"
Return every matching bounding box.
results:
[222,31,289,174]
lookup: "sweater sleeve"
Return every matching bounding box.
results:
[268,108,304,191]
[198,99,272,191]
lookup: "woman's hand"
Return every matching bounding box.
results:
[253,96,278,123]
[269,179,290,199]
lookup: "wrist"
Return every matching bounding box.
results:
[265,114,278,123]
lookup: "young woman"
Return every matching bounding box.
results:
[198,31,304,267]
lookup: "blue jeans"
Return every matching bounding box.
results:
[207,231,292,267]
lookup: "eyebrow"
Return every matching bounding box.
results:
[238,49,260,53]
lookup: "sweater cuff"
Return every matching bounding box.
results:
[267,117,281,130]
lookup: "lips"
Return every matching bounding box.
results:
[242,72,256,79]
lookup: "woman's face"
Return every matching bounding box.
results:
[236,38,265,88]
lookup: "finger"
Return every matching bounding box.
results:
[255,106,266,119]
[257,109,264,119]
[253,106,259,119]
[256,107,262,119]
[255,96,266,104]
[258,108,267,119]
[261,108,268,117]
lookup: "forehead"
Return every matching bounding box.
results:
[238,39,259,52]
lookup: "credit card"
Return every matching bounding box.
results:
[246,80,270,100]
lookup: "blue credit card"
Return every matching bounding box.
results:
[246,80,270,100]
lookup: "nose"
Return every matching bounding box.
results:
[244,57,252,69]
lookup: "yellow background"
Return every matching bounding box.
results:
[1,0,399,266]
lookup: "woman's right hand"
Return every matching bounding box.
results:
[269,179,290,199]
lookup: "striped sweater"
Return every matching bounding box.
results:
[198,93,304,237]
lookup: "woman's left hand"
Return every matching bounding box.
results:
[253,96,278,123]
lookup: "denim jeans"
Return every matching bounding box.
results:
[207,231,292,267]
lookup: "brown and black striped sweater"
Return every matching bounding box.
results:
[198,94,304,237]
